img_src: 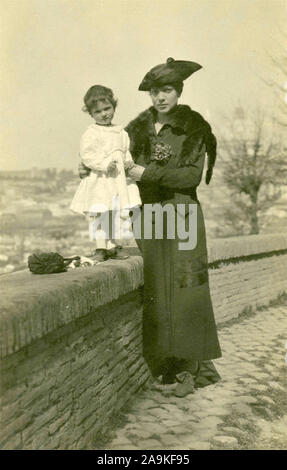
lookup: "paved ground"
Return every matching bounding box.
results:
[98,303,287,450]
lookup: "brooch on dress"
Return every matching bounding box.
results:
[151,141,173,165]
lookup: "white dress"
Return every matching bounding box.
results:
[70,123,142,215]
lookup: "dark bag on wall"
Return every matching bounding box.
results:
[28,252,67,274]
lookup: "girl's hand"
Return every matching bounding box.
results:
[107,160,118,177]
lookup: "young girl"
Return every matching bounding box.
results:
[70,85,142,262]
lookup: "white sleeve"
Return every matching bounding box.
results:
[80,129,114,172]
[122,130,134,163]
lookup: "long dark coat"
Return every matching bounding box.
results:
[125,105,222,377]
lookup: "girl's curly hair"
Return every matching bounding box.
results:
[82,85,118,114]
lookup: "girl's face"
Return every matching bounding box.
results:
[91,100,115,126]
[149,85,179,114]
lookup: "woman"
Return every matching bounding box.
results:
[80,58,222,397]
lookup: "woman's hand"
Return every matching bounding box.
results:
[127,164,145,181]
[124,160,135,171]
[78,161,91,179]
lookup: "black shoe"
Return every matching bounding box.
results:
[162,372,176,385]
[107,247,129,260]
[174,371,195,397]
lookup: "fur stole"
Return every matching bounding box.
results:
[125,105,216,184]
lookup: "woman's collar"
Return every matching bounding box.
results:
[126,104,209,139]
[150,104,193,131]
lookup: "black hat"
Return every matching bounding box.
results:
[138,57,202,91]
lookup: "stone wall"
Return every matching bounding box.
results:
[0,234,287,449]
[208,234,287,325]
[0,258,149,450]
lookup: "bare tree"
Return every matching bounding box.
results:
[217,108,287,236]
[265,31,287,127]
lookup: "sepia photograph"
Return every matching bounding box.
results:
[0,0,286,453]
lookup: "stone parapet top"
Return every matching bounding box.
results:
[0,256,143,358]
[207,233,287,263]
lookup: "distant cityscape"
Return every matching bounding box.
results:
[0,167,286,275]
[0,168,91,274]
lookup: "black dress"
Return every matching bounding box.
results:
[126,105,222,387]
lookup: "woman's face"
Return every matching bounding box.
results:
[150,85,179,114]
[91,100,115,126]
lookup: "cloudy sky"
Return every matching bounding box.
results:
[1,0,286,170]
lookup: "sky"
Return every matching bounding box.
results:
[0,0,286,170]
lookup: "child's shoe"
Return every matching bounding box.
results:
[107,246,129,260]
[92,249,108,262]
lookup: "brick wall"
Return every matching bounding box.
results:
[0,258,150,450]
[209,253,287,324]
[1,290,149,450]
[207,234,287,325]
[0,234,287,449]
